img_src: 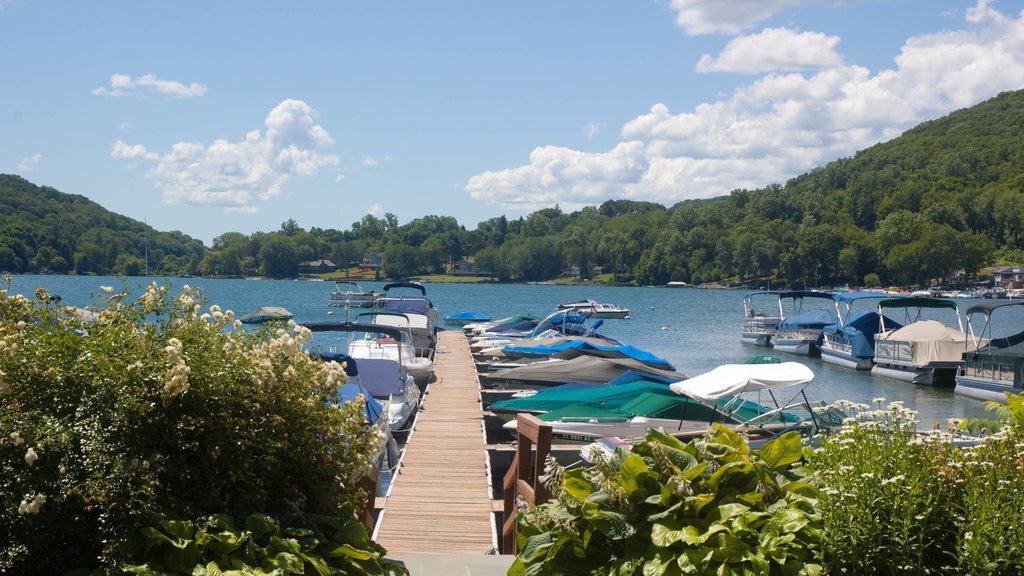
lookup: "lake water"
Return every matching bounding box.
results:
[7,274,1017,427]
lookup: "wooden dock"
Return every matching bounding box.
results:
[372,329,497,554]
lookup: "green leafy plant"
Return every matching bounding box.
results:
[511,426,823,575]
[0,281,389,574]
[115,512,406,576]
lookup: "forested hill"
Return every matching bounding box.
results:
[0,175,204,275]
[2,89,1023,286]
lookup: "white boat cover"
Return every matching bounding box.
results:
[875,320,981,364]
[669,362,814,403]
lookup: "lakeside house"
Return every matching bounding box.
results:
[297,259,337,273]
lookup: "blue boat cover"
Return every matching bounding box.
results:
[445,311,491,322]
[824,311,902,359]
[777,309,836,330]
[379,299,430,315]
[503,341,675,370]
[352,357,407,397]
[338,382,385,424]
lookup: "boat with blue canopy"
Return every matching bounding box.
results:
[820,291,906,370]
[771,291,836,356]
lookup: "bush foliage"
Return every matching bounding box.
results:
[0,281,395,574]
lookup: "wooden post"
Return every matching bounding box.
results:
[501,413,552,554]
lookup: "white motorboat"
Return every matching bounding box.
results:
[557,299,630,319]
[371,282,438,351]
[349,311,434,386]
[306,323,421,432]
[740,291,781,346]
[327,280,380,310]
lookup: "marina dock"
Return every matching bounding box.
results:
[373,329,498,554]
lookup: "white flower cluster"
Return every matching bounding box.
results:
[17,493,46,515]
[137,282,167,314]
[161,337,191,403]
[252,324,315,388]
[199,304,236,333]
[177,285,200,317]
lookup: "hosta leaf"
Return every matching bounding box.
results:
[269,552,303,573]
[519,532,556,562]
[618,453,651,494]
[781,481,819,499]
[641,549,676,576]
[160,519,195,543]
[652,521,700,547]
[711,424,749,455]
[757,431,802,470]
[682,461,708,482]
[776,509,810,534]
[592,511,636,539]
[707,532,750,563]
[563,470,594,502]
[708,503,751,524]
[163,541,199,574]
[244,514,278,540]
[329,543,373,561]
[708,461,754,490]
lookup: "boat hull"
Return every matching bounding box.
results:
[872,362,960,386]
[740,332,773,346]
[954,377,1018,402]
[820,346,873,370]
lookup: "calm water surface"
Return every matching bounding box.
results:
[10,274,1018,427]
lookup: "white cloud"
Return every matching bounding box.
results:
[111,140,159,161]
[696,28,844,73]
[18,153,41,171]
[670,0,862,35]
[361,156,379,167]
[335,174,346,183]
[465,2,1024,212]
[368,202,385,216]
[582,121,604,138]
[113,99,340,209]
[92,73,207,98]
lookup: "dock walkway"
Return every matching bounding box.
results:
[373,329,496,554]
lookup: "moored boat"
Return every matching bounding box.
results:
[238,306,293,324]
[305,323,421,432]
[871,297,981,386]
[502,362,839,444]
[328,280,380,309]
[444,310,491,326]
[372,282,438,351]
[771,291,836,356]
[556,299,630,319]
[349,311,435,386]
[740,291,781,346]
[820,291,906,370]
[955,300,1022,402]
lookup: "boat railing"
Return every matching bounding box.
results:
[875,339,913,363]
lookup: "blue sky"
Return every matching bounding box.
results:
[3,1,1023,246]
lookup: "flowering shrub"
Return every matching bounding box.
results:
[0,281,389,574]
[809,397,1024,574]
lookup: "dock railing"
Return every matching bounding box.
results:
[501,413,552,554]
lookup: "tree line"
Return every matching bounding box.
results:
[3,89,1023,288]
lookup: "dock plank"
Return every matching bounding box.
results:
[373,330,498,555]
